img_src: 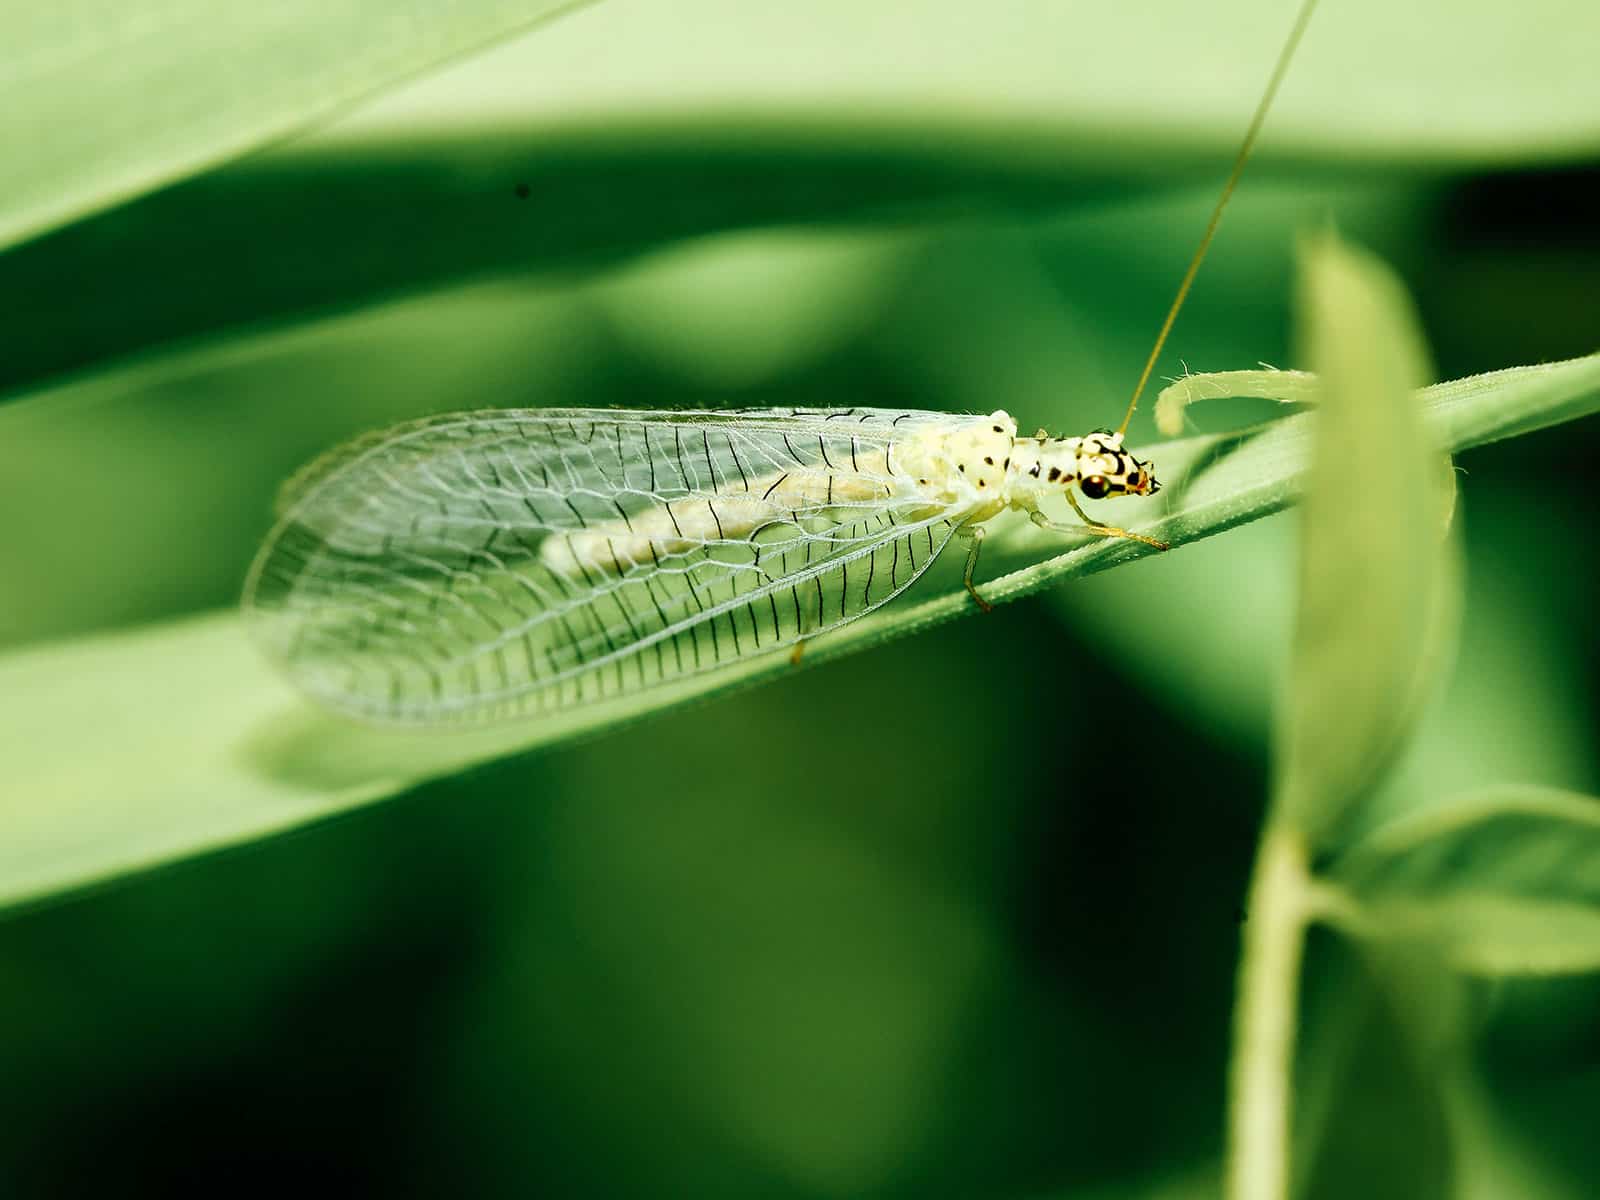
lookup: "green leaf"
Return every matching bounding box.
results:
[0,0,590,253]
[316,0,1600,166]
[1273,233,1454,845]
[1,353,1597,912]
[1293,937,1455,1200]
[0,125,1153,403]
[1324,787,1600,977]
[8,0,1600,398]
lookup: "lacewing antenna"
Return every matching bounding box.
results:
[1118,0,1322,437]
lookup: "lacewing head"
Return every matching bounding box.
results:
[1074,431,1160,500]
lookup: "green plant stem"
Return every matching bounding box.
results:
[1227,824,1313,1200]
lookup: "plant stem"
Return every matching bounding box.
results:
[1226,824,1312,1200]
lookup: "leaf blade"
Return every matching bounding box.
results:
[9,0,1600,400]
[0,0,589,252]
[1316,787,1600,977]
[1274,233,1453,845]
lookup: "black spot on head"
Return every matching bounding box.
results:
[1029,463,1040,477]
[992,424,1003,433]
[977,480,986,488]
[984,456,994,466]
[958,463,966,472]
[1047,466,1061,482]
[1003,456,1010,469]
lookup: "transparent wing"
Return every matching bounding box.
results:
[245,406,979,725]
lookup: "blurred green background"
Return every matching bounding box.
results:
[1,0,1597,1195]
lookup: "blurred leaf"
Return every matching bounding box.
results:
[0,129,1149,400]
[1325,787,1600,976]
[0,613,528,912]
[1274,234,1451,845]
[1294,935,1455,1200]
[1332,786,1600,907]
[1,353,1597,912]
[324,0,1600,164]
[1343,899,1600,978]
[0,0,590,253]
[9,0,1600,398]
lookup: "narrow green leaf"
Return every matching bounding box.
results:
[1333,787,1600,898]
[0,133,1155,403]
[0,0,589,252]
[10,0,1600,399]
[1274,233,1453,845]
[1,353,1596,911]
[1323,787,1600,977]
[312,0,1600,167]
